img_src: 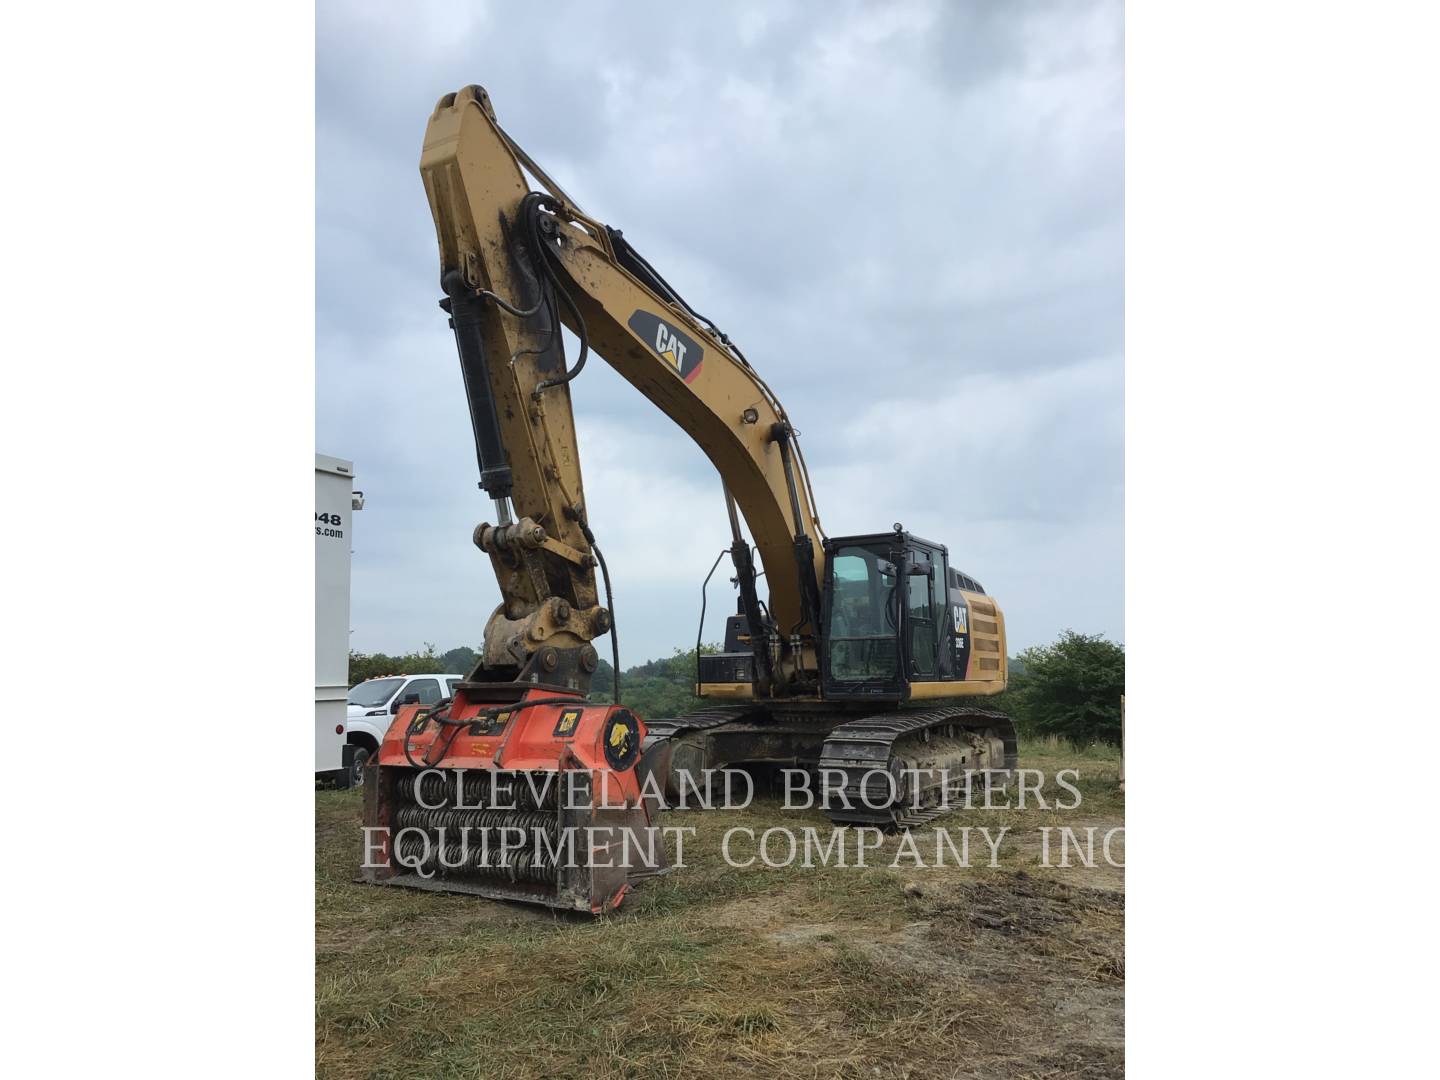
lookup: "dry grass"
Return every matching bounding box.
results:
[316,739,1124,1078]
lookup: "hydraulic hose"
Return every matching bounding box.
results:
[526,195,590,397]
[402,695,599,769]
[578,517,620,704]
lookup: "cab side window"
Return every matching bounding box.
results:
[407,678,442,705]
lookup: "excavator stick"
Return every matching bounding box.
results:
[358,686,666,914]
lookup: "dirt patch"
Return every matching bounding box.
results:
[805,870,1126,1076]
[767,922,844,946]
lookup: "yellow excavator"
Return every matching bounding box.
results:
[359,86,1014,913]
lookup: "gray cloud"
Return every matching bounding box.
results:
[317,0,1123,664]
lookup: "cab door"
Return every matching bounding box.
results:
[904,549,939,679]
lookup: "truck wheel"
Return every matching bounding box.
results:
[343,745,371,789]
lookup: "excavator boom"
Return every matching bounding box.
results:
[420,85,825,692]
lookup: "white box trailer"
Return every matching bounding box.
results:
[316,453,360,783]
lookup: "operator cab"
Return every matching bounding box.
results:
[819,527,990,701]
[696,526,1003,701]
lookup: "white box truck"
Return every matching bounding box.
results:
[316,453,361,785]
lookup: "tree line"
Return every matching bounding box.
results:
[348,644,477,684]
[348,629,1123,747]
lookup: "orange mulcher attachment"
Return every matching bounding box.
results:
[357,685,668,914]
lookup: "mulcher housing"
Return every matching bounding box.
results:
[359,686,665,914]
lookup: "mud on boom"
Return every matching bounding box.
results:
[359,85,1016,913]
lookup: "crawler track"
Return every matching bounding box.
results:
[641,702,1017,831]
[639,704,766,747]
[818,706,1018,829]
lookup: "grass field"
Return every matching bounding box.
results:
[317,740,1124,1079]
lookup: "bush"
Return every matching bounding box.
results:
[1002,630,1125,747]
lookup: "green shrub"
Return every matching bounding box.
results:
[1002,630,1124,747]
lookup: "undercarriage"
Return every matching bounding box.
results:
[639,703,1018,830]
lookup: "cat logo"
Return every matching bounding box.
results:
[552,707,582,738]
[627,309,703,384]
[602,711,642,770]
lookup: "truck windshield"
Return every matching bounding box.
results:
[347,678,403,707]
[826,546,899,680]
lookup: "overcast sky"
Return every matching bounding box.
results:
[317,0,1123,666]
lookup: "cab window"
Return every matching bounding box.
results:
[825,546,900,680]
